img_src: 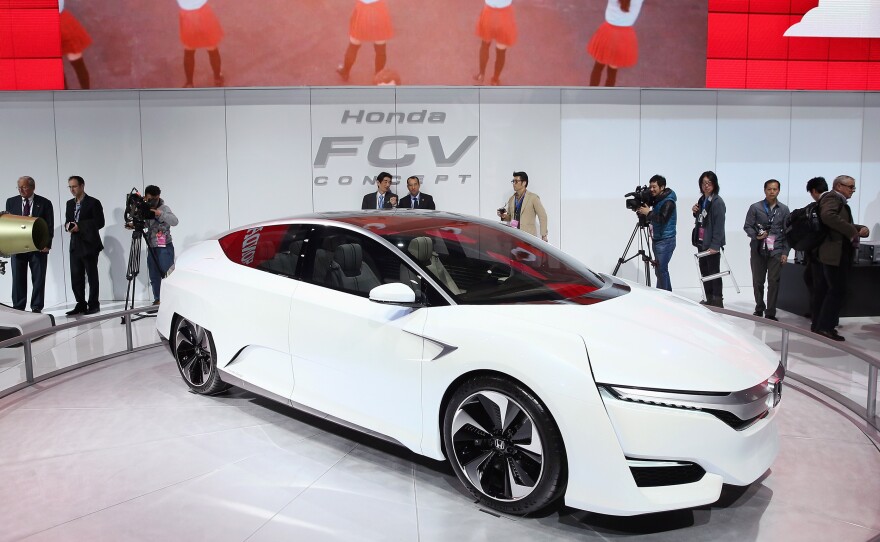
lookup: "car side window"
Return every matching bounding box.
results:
[305,226,447,305]
[219,224,310,279]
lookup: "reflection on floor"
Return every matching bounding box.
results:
[0,301,161,392]
[677,286,880,413]
[1,345,879,540]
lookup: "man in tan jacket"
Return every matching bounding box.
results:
[498,171,548,241]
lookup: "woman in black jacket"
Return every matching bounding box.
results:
[692,171,726,307]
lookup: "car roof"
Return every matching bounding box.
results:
[230,210,505,235]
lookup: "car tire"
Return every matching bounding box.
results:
[443,375,566,515]
[171,317,228,395]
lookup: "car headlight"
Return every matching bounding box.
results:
[598,362,784,431]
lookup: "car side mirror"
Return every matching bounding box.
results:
[369,283,423,307]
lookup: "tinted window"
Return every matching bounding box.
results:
[335,216,605,305]
[305,226,447,305]
[219,224,311,279]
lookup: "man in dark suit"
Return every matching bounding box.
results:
[5,176,54,313]
[398,176,436,210]
[812,175,869,341]
[361,171,398,210]
[64,175,105,316]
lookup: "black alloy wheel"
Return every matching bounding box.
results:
[443,375,566,515]
[172,317,227,395]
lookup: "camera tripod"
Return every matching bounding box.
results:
[612,216,654,287]
[121,222,161,323]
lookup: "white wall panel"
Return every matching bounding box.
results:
[225,89,312,228]
[790,92,864,220]
[310,89,397,212]
[479,89,561,245]
[140,90,230,301]
[1,86,879,310]
[53,91,145,303]
[640,90,718,289]
[561,89,641,279]
[859,94,880,240]
[715,91,793,286]
[394,88,480,216]
[0,93,63,306]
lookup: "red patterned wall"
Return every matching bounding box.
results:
[0,0,62,90]
[706,0,880,90]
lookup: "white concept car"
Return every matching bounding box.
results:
[157,211,783,516]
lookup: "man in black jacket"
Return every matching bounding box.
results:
[64,175,105,315]
[398,176,436,210]
[361,171,398,210]
[5,176,54,313]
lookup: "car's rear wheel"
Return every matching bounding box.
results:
[443,375,566,515]
[172,317,227,395]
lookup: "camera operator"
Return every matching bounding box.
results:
[126,185,178,305]
[636,175,677,291]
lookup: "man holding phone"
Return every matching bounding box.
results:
[64,175,105,315]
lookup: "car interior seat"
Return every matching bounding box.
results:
[405,236,462,295]
[326,243,381,294]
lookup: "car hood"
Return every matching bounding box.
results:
[479,284,779,393]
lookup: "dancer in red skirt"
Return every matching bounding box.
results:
[587,0,643,86]
[474,0,517,86]
[177,0,225,87]
[337,0,394,82]
[59,0,92,89]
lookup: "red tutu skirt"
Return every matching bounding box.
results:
[60,11,92,56]
[587,22,638,68]
[179,4,224,49]
[349,1,394,42]
[476,5,517,47]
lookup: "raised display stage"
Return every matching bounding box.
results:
[0,322,878,541]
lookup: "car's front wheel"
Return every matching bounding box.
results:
[172,317,227,395]
[443,375,566,515]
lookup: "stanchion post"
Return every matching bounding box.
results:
[780,329,789,370]
[867,365,878,423]
[23,338,34,383]
[125,312,133,352]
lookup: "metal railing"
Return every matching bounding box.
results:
[708,306,879,430]
[0,306,163,400]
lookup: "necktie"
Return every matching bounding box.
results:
[411,197,417,209]
[23,199,31,216]
[378,195,384,209]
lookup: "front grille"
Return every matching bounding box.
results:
[629,461,706,488]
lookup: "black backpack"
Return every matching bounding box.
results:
[784,199,827,251]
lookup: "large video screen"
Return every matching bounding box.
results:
[1,0,879,91]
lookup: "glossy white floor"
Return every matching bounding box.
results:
[0,294,879,542]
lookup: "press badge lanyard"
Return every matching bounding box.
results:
[763,202,778,251]
[514,192,525,223]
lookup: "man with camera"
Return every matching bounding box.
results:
[743,179,790,321]
[636,175,677,291]
[127,185,179,305]
[65,175,105,315]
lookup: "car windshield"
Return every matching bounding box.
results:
[336,215,605,305]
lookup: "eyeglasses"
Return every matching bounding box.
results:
[840,183,856,189]
[511,179,523,184]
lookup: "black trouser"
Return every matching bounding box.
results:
[814,253,851,333]
[804,254,824,319]
[750,248,783,317]
[70,251,100,309]
[699,252,722,300]
[10,251,48,311]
